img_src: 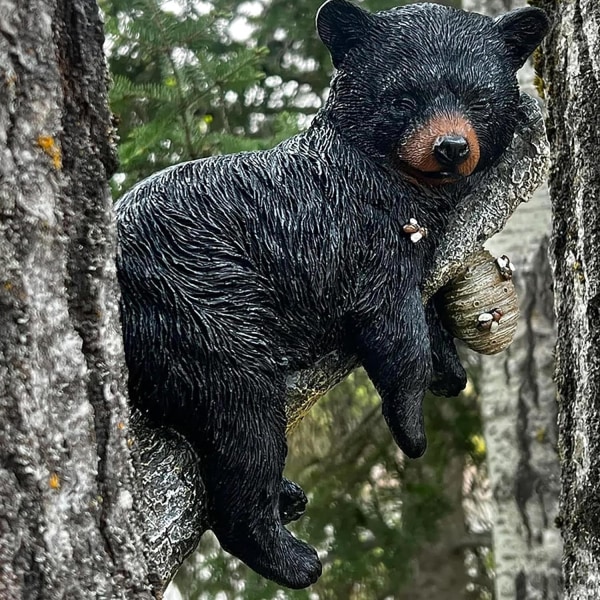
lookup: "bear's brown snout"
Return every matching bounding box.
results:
[397,113,481,185]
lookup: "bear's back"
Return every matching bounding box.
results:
[115,132,397,399]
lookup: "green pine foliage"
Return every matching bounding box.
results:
[103,0,299,195]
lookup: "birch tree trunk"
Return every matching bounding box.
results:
[460,1,563,599]
[532,1,600,597]
[480,234,562,600]
[0,0,550,597]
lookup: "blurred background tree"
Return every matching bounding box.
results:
[101,0,498,598]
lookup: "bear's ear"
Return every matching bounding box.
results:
[495,7,550,70]
[316,0,375,69]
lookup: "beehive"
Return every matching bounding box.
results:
[439,249,519,355]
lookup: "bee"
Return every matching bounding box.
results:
[477,308,504,332]
[496,255,516,280]
[403,218,428,243]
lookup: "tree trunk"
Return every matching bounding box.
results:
[480,237,562,600]
[0,1,153,596]
[0,1,550,597]
[532,1,600,597]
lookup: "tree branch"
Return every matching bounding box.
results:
[423,93,549,301]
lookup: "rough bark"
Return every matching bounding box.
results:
[532,0,600,597]
[0,1,549,597]
[0,1,152,597]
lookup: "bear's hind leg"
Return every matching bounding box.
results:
[200,387,321,589]
[426,297,467,398]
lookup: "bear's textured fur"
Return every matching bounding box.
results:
[116,0,549,588]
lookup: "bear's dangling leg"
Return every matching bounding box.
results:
[199,387,321,589]
[353,288,433,459]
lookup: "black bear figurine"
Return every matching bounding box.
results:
[116,0,549,589]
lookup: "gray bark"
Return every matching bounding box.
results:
[0,0,152,597]
[533,0,600,597]
[0,1,550,597]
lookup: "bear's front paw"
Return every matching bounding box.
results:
[280,478,308,524]
[429,363,467,398]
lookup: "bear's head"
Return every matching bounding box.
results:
[317,0,549,186]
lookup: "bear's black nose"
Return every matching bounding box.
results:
[433,135,470,167]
